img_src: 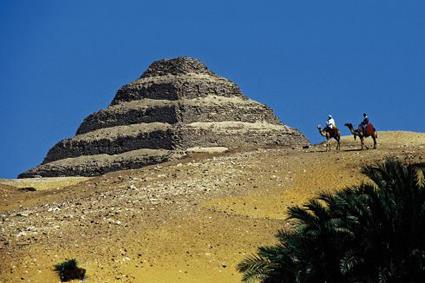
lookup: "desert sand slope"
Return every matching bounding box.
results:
[0,177,89,191]
[1,131,424,282]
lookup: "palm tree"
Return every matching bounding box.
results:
[238,159,425,283]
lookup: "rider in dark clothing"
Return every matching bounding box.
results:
[359,113,369,133]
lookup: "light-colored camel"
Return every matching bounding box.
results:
[344,123,378,150]
[317,125,341,151]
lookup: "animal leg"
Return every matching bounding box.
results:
[335,137,340,151]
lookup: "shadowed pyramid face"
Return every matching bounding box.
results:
[19,57,310,178]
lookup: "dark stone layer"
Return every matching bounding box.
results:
[111,76,242,105]
[77,105,177,134]
[175,103,280,125]
[76,99,281,135]
[44,122,307,165]
[44,126,175,164]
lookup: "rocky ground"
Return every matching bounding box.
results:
[1,131,425,282]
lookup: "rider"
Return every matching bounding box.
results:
[359,113,369,133]
[325,114,336,132]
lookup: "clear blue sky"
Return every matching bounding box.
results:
[1,0,424,178]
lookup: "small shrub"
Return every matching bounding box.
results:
[19,187,37,192]
[53,258,86,282]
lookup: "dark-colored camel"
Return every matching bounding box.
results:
[344,122,378,150]
[317,125,341,151]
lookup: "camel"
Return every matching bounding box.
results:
[317,125,341,151]
[344,123,378,150]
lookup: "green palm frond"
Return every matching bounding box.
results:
[415,167,425,188]
[339,251,362,275]
[238,159,425,283]
[287,206,318,227]
[237,254,273,283]
[304,199,330,221]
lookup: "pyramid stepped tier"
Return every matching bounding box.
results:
[43,123,175,164]
[19,149,173,178]
[19,57,310,178]
[175,122,305,149]
[46,121,301,164]
[77,96,281,134]
[111,73,243,104]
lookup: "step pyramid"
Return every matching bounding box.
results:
[19,57,310,177]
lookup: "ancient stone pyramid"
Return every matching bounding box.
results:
[19,57,309,177]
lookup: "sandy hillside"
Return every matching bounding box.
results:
[1,131,425,283]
